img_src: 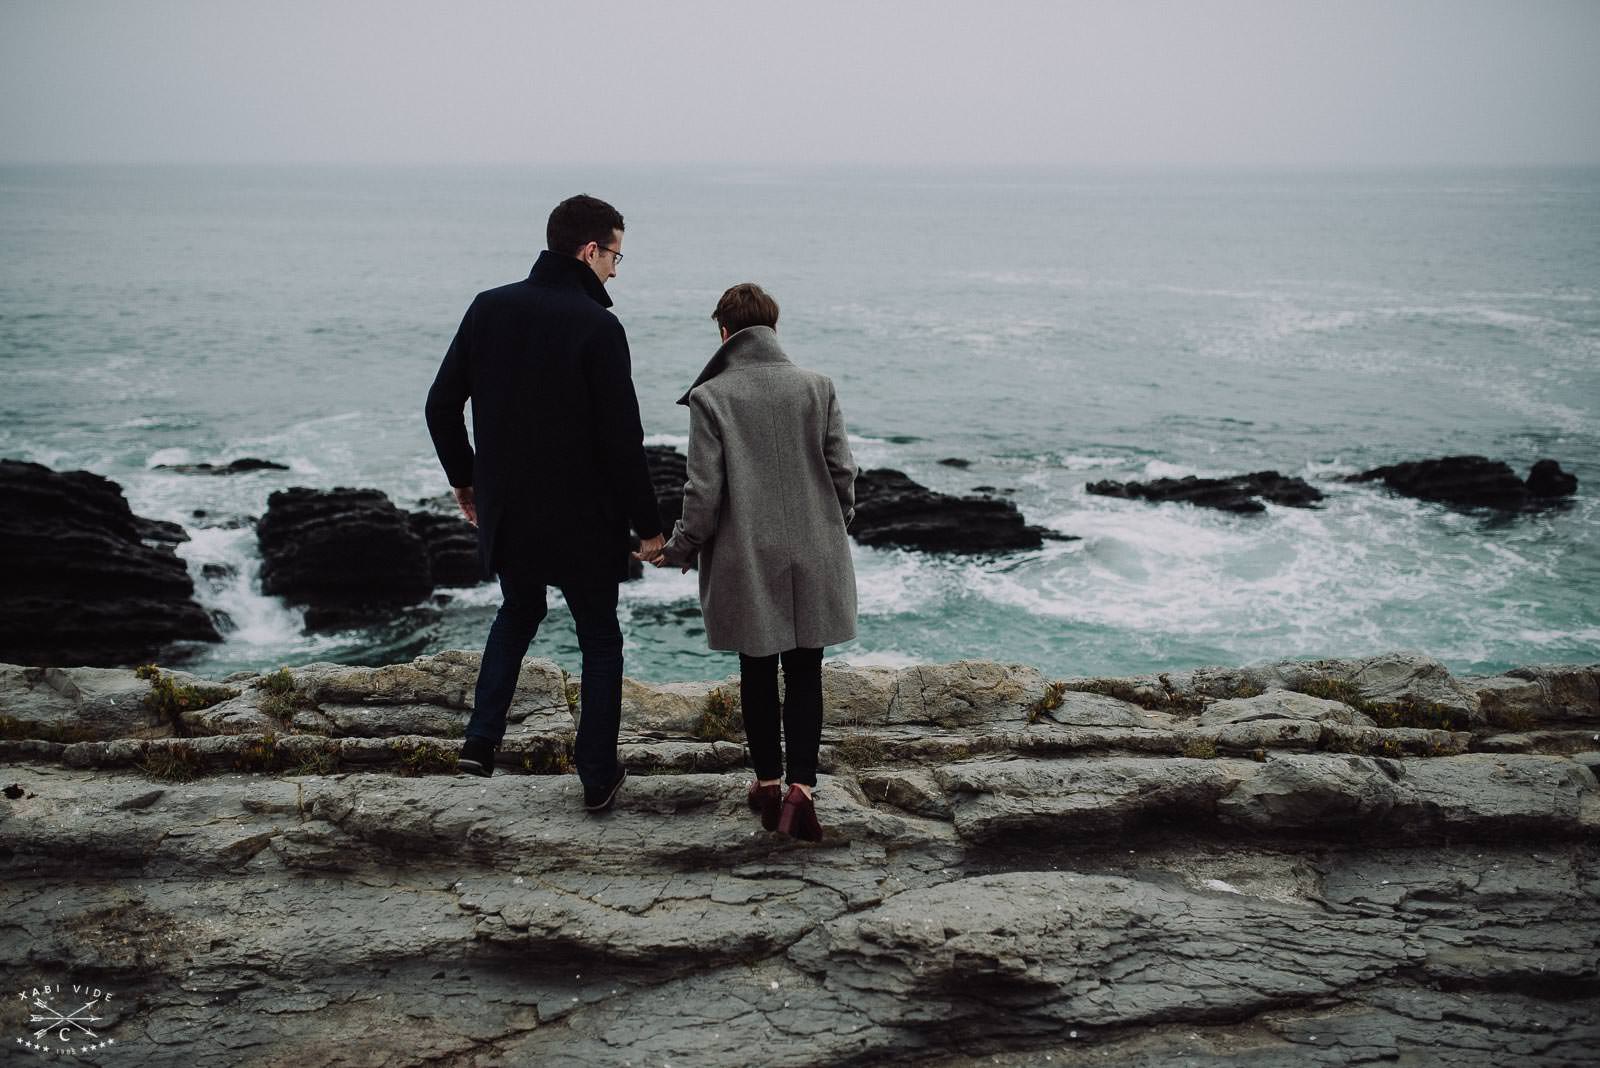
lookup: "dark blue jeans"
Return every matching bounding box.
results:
[466,560,624,791]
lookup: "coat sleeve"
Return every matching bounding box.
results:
[584,316,663,540]
[823,379,857,527]
[660,390,724,567]
[425,302,477,488]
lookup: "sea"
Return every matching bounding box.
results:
[3,164,1597,683]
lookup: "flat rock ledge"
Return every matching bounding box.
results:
[3,651,1597,1066]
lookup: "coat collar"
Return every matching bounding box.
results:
[677,326,790,405]
[527,249,613,308]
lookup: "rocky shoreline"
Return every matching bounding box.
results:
[3,651,1596,1066]
[0,451,1580,669]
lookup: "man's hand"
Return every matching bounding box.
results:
[633,534,665,564]
[452,486,477,526]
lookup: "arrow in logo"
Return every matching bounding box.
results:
[29,997,102,1040]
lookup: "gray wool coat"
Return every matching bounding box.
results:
[659,326,858,657]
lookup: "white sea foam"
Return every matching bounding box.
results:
[828,649,928,670]
[966,485,1564,668]
[1058,454,1126,471]
[854,548,949,616]
[146,446,194,468]
[620,566,702,605]
[283,455,323,476]
[1261,306,1371,338]
[1140,459,1200,480]
[176,526,309,646]
[439,584,505,608]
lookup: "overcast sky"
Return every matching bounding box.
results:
[2,0,1597,167]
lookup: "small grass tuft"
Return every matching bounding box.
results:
[234,733,284,773]
[834,730,885,768]
[254,667,316,725]
[693,687,742,743]
[392,739,458,776]
[0,714,101,744]
[258,694,296,722]
[1069,679,1208,716]
[1292,678,1468,732]
[138,741,204,782]
[1317,727,1364,754]
[1181,736,1218,759]
[1028,681,1068,723]
[259,668,296,697]
[137,666,237,736]
[1295,677,1369,708]
[289,748,340,776]
[1484,704,1535,733]
[1368,695,1469,732]
[521,735,576,774]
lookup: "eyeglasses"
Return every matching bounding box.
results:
[594,244,624,265]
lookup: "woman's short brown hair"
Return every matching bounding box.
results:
[712,283,779,336]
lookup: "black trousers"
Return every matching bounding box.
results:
[466,557,624,792]
[738,647,824,788]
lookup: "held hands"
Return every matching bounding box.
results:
[633,534,666,565]
[452,486,477,526]
[633,534,691,572]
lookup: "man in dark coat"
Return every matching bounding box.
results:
[426,194,662,811]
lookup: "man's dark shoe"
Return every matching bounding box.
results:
[583,762,628,812]
[457,736,496,777]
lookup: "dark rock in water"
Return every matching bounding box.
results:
[938,457,972,469]
[411,493,462,516]
[646,449,1065,554]
[155,458,289,475]
[199,563,237,596]
[644,445,688,530]
[1245,471,1325,508]
[190,511,256,530]
[642,446,688,578]
[132,514,190,544]
[257,488,434,629]
[1527,458,1579,499]
[1346,455,1577,510]
[853,468,1063,551]
[0,458,221,666]
[406,512,484,588]
[1087,471,1324,514]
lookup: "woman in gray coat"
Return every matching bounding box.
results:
[642,283,857,841]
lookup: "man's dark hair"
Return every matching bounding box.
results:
[712,283,780,336]
[546,195,625,256]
